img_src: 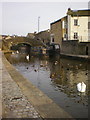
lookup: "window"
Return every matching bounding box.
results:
[74,19,78,26]
[62,21,67,28]
[88,22,90,29]
[64,34,67,38]
[52,38,54,42]
[74,33,78,39]
[50,34,54,43]
[64,21,67,28]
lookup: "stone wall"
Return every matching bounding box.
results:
[35,30,50,45]
[2,37,46,51]
[61,40,90,56]
[50,20,62,46]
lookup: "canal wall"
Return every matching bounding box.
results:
[60,53,89,61]
[61,40,90,56]
[2,51,72,118]
[0,51,2,119]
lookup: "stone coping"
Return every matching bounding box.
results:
[60,53,90,61]
[2,53,73,119]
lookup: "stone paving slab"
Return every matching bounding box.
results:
[2,53,72,119]
[1,52,42,118]
[1,51,73,119]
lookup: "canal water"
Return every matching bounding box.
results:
[5,53,89,118]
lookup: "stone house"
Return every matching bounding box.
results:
[61,16,67,41]
[0,35,2,40]
[35,29,50,45]
[50,8,90,43]
[67,8,90,42]
[50,19,62,45]
[50,16,68,48]
[50,8,90,55]
[27,33,36,39]
[5,36,12,40]
[0,35,2,49]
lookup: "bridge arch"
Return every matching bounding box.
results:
[10,42,32,49]
[10,42,32,54]
[2,36,47,51]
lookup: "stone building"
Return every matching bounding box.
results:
[67,8,90,42]
[35,29,50,45]
[50,16,68,48]
[50,8,90,55]
[0,35,2,49]
[50,19,62,45]
[27,33,36,39]
[0,35,2,39]
[5,36,12,40]
[61,16,67,41]
[50,8,90,43]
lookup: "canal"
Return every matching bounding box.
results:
[5,53,89,118]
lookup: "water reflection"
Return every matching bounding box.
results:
[5,53,89,118]
[49,57,88,93]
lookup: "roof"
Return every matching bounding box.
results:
[27,33,35,35]
[36,29,50,35]
[51,16,67,25]
[50,19,61,25]
[50,8,90,25]
[67,8,90,16]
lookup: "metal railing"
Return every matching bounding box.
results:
[63,36,90,42]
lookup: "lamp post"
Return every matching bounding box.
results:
[38,16,40,33]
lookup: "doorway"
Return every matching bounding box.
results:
[86,46,88,55]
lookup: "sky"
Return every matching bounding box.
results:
[0,0,89,36]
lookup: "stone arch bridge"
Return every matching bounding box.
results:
[2,37,46,51]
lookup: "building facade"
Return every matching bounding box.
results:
[50,8,90,55]
[27,33,36,39]
[50,19,62,45]
[67,8,90,42]
[50,8,90,43]
[35,29,50,45]
[61,16,67,41]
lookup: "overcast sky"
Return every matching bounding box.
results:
[0,0,89,36]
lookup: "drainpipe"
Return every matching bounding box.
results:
[67,15,71,40]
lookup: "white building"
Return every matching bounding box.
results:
[66,8,90,42]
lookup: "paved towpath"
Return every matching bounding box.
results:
[0,51,42,119]
[0,51,72,119]
[0,51,2,119]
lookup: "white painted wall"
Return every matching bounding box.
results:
[70,16,88,42]
[67,15,71,40]
[88,16,90,42]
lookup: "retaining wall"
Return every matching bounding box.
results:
[61,40,90,56]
